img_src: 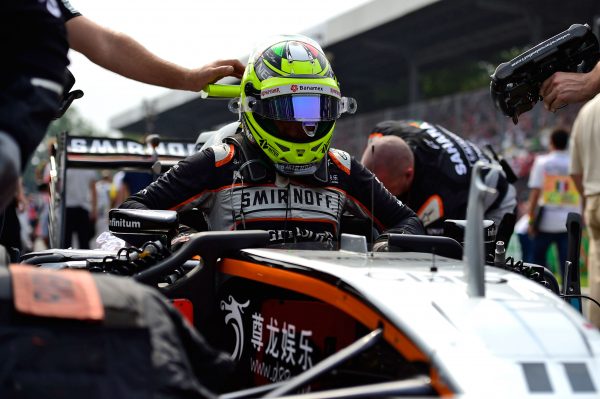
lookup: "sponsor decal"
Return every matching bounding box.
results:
[249,312,314,375]
[220,298,318,382]
[219,297,360,386]
[239,186,339,212]
[109,218,141,229]
[299,85,323,92]
[437,125,482,164]
[417,195,443,227]
[510,33,570,67]
[261,87,281,97]
[267,228,335,244]
[421,123,468,176]
[67,137,196,157]
[260,84,340,99]
[255,62,272,81]
[221,295,250,361]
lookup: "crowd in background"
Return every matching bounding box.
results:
[6,163,151,252]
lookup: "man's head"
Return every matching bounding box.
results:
[361,135,415,197]
[238,35,356,176]
[549,128,569,151]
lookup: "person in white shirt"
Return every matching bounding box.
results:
[527,128,581,276]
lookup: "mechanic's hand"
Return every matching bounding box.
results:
[186,59,245,91]
[540,61,600,111]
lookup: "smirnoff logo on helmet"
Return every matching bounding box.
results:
[109,218,141,229]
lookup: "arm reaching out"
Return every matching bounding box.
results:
[66,16,245,91]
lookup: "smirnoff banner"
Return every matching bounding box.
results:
[66,136,196,158]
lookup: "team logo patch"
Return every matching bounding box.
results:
[417,195,444,226]
[10,265,104,321]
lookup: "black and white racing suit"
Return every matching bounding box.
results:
[371,120,517,235]
[121,135,424,247]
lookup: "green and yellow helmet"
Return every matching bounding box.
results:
[238,35,357,176]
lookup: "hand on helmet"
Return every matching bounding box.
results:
[187,59,245,92]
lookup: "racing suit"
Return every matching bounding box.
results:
[121,134,424,247]
[370,120,516,235]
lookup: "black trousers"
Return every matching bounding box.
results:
[65,206,93,249]
[0,200,22,251]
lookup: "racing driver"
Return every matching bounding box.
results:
[120,35,424,247]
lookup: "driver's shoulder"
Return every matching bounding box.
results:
[328,147,352,175]
[208,142,237,168]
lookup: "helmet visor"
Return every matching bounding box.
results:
[243,95,356,122]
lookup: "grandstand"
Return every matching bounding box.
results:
[110,0,600,158]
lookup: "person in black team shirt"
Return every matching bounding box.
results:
[361,120,516,236]
[121,36,424,247]
[0,0,245,214]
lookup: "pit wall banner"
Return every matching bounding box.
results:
[66,136,196,159]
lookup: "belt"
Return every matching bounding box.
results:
[30,77,63,96]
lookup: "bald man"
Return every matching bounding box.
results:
[363,136,415,198]
[362,120,517,235]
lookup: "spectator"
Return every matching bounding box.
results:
[0,179,27,256]
[527,128,580,275]
[570,94,600,328]
[64,168,97,249]
[514,200,533,262]
[94,170,113,240]
[121,171,154,200]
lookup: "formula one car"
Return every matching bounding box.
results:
[16,74,600,397]
[21,163,600,398]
